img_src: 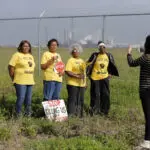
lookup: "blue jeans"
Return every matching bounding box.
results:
[43,81,62,100]
[14,84,33,116]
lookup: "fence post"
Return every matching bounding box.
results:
[71,17,74,44]
[102,15,106,42]
[38,19,41,76]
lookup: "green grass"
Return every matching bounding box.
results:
[0,47,145,149]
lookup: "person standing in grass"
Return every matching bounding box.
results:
[127,35,150,149]
[8,40,35,117]
[41,39,64,101]
[87,41,119,116]
[65,44,86,117]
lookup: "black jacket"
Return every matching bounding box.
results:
[86,52,119,77]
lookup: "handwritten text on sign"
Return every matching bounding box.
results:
[42,100,68,122]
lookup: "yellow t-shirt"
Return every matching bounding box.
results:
[65,57,86,87]
[41,51,62,82]
[9,52,35,85]
[91,53,109,80]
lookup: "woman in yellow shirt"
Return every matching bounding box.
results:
[87,41,119,116]
[8,40,35,117]
[41,39,64,101]
[65,44,86,117]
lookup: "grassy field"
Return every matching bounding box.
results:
[0,47,145,150]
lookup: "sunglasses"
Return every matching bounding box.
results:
[98,46,105,49]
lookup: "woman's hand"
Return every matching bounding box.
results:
[58,71,65,76]
[41,56,58,70]
[47,56,56,65]
[108,74,112,79]
[65,71,85,79]
[8,65,15,81]
[128,45,132,54]
[77,74,85,79]
[85,84,88,89]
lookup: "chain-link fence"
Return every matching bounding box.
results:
[0,13,150,47]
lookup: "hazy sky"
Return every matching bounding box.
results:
[1,0,150,17]
[0,0,150,45]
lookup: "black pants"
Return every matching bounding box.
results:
[67,85,85,117]
[90,78,110,115]
[140,89,150,140]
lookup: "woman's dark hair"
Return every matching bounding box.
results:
[47,39,59,48]
[97,41,103,45]
[17,40,32,53]
[144,35,150,54]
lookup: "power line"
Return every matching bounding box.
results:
[1,12,150,21]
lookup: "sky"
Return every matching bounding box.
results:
[0,0,150,45]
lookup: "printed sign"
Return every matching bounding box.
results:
[42,100,68,122]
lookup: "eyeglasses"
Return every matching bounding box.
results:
[72,49,79,53]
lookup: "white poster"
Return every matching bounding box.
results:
[42,100,68,122]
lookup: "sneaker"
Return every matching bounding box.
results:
[140,140,150,149]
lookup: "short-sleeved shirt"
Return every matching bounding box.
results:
[41,51,62,82]
[9,52,35,85]
[65,57,86,87]
[91,53,109,80]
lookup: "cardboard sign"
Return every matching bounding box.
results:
[54,61,65,74]
[42,100,68,122]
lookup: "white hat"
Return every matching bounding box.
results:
[98,42,106,47]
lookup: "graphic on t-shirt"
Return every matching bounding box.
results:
[100,63,105,69]
[91,54,109,80]
[28,61,33,67]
